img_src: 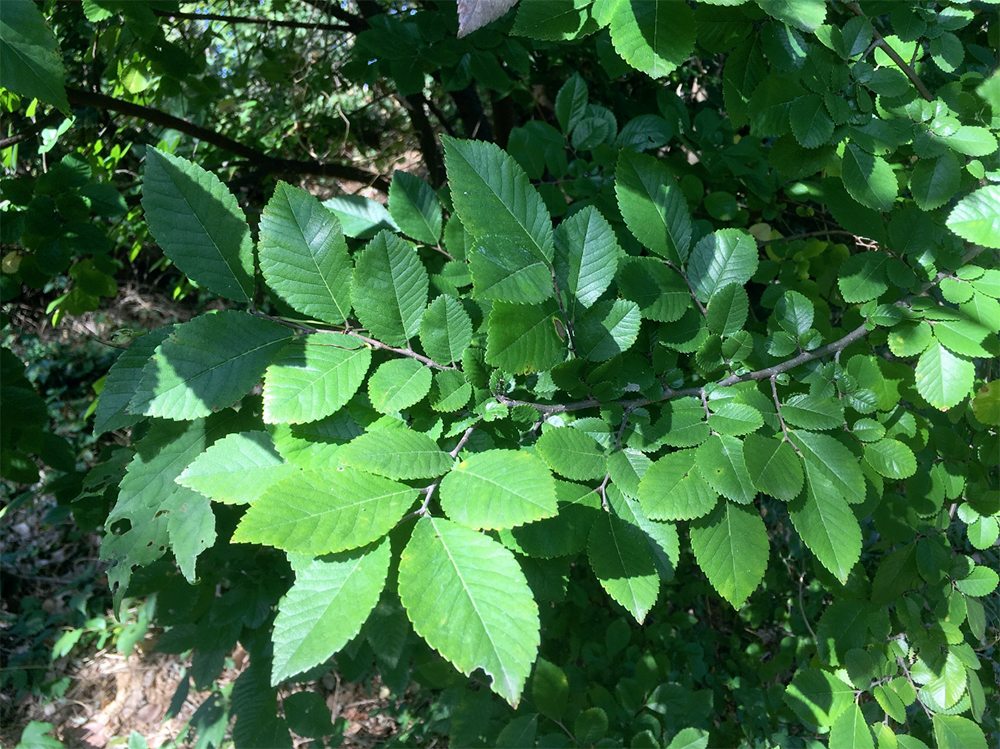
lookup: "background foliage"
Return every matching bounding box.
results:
[2,0,999,747]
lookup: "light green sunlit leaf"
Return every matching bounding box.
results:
[689,501,768,608]
[271,539,390,684]
[263,334,371,424]
[399,517,540,706]
[440,449,557,530]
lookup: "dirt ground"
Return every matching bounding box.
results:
[1,493,408,748]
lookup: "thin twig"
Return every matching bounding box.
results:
[759,230,860,245]
[154,10,352,32]
[248,310,457,370]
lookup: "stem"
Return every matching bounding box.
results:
[844,1,934,102]
[551,271,578,357]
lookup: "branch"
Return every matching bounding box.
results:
[153,10,351,32]
[298,0,371,33]
[495,324,869,416]
[844,1,934,102]
[65,87,390,192]
[0,111,64,150]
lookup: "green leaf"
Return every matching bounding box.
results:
[532,658,569,721]
[689,501,768,608]
[93,327,173,436]
[368,358,432,413]
[609,0,696,79]
[910,152,961,212]
[271,539,390,684]
[0,0,70,113]
[864,438,916,479]
[553,205,620,311]
[399,516,540,706]
[934,318,997,359]
[756,0,826,32]
[687,229,758,303]
[142,148,254,302]
[817,601,869,668]
[263,334,371,424]
[697,435,757,505]
[259,182,353,325]
[781,394,844,431]
[947,185,1000,249]
[588,507,660,623]
[10,721,62,749]
[743,433,803,501]
[615,150,691,263]
[607,448,652,498]
[233,468,418,555]
[440,449,557,529]
[707,284,749,336]
[502,480,601,558]
[512,0,589,39]
[389,171,442,245]
[321,194,398,239]
[176,430,299,504]
[838,252,890,303]
[775,290,814,336]
[430,369,473,412]
[574,707,608,744]
[789,94,834,148]
[283,692,336,739]
[132,311,293,421]
[639,449,718,521]
[873,685,907,723]
[789,430,866,505]
[943,126,998,157]
[555,74,588,134]
[497,715,538,749]
[486,301,567,374]
[666,728,710,749]
[888,319,933,357]
[609,486,679,581]
[443,136,554,303]
[574,299,641,362]
[419,295,473,365]
[352,231,428,347]
[920,651,967,711]
[842,144,897,213]
[102,418,227,606]
[955,565,999,597]
[915,342,974,410]
[783,669,854,728]
[536,426,607,481]
[788,470,862,582]
[707,402,764,436]
[933,715,988,749]
[828,704,874,749]
[618,257,691,323]
[337,429,453,480]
